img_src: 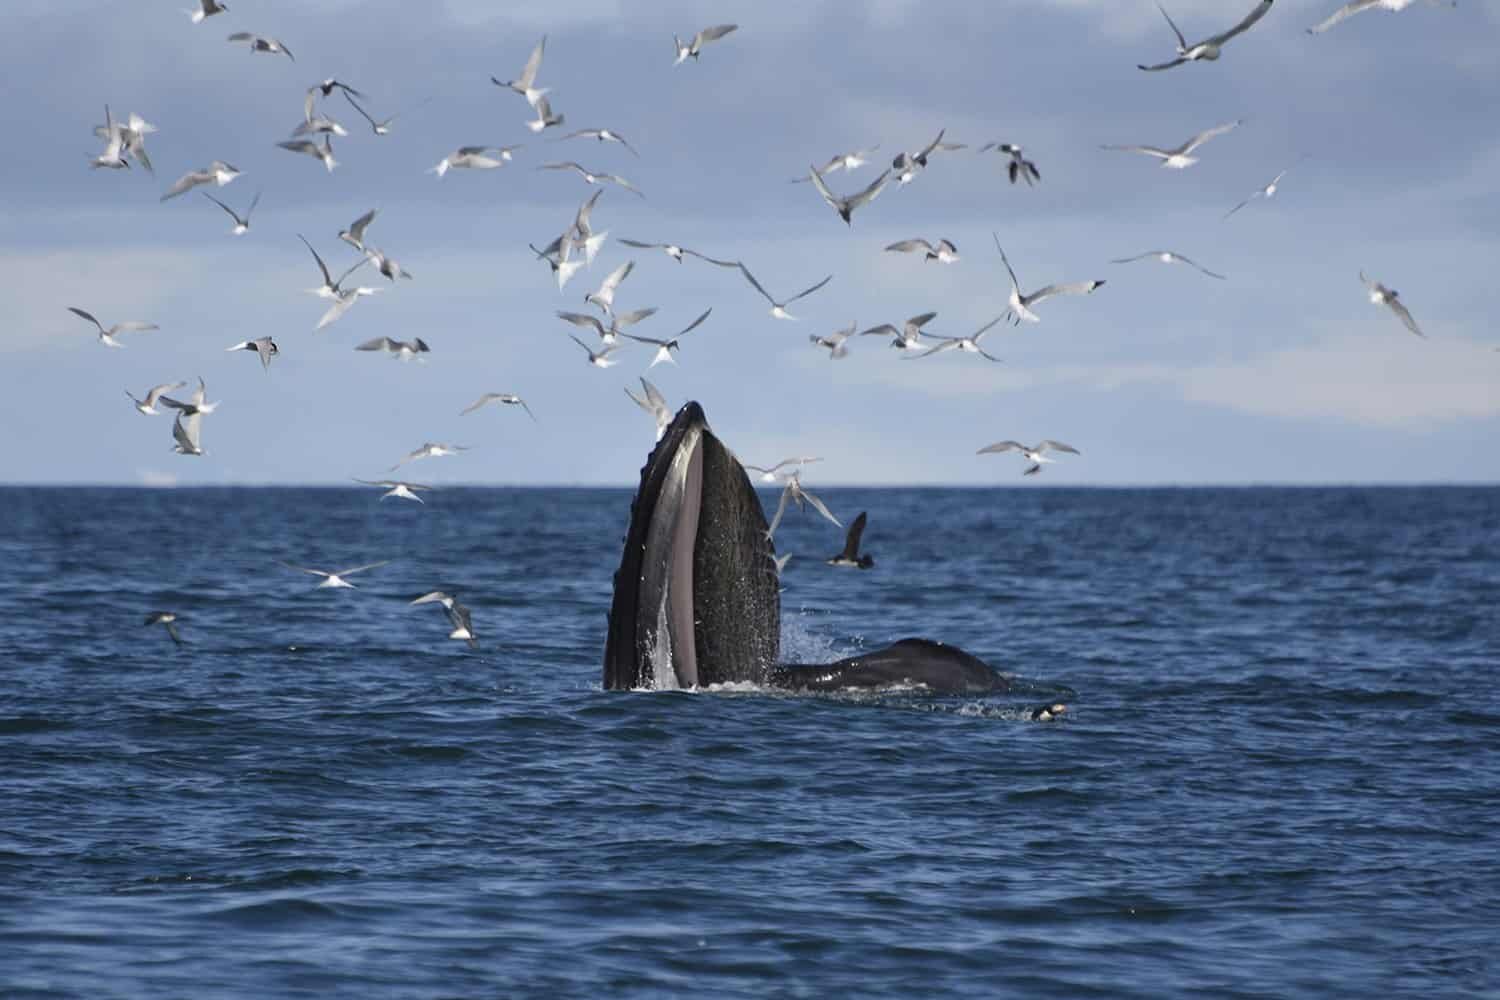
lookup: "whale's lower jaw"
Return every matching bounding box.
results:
[771,639,1009,694]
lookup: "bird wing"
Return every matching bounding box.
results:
[1180,120,1242,155]
[343,92,378,127]
[355,337,395,352]
[1222,195,1256,220]
[683,249,740,267]
[736,263,776,305]
[1101,144,1172,159]
[1027,281,1103,304]
[903,340,961,360]
[1307,0,1378,34]
[1385,297,1425,338]
[333,560,390,577]
[171,414,198,452]
[846,169,891,212]
[673,308,713,338]
[1156,2,1188,48]
[695,23,738,45]
[796,485,843,530]
[227,31,253,41]
[67,307,105,333]
[1110,252,1155,264]
[619,239,663,250]
[160,171,201,201]
[614,307,658,327]
[518,36,546,89]
[557,311,607,336]
[113,322,159,334]
[599,260,633,296]
[991,234,1022,291]
[1209,0,1275,46]
[858,324,898,338]
[1137,56,1190,72]
[786,274,833,305]
[1037,440,1081,455]
[278,560,332,578]
[299,235,333,286]
[201,191,239,221]
[806,165,842,212]
[1179,255,1227,279]
[640,377,669,411]
[977,441,1024,455]
[349,208,378,242]
[886,239,933,254]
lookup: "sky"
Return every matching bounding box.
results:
[3,0,1497,486]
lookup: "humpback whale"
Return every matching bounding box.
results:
[603,401,1008,694]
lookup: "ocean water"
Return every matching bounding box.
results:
[2,485,1497,998]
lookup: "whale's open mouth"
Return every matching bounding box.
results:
[603,402,779,690]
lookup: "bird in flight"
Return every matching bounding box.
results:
[1137,0,1276,72]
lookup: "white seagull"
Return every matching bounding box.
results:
[428,145,520,177]
[187,0,228,24]
[126,381,187,416]
[556,128,639,157]
[736,265,833,321]
[859,311,938,352]
[1138,0,1276,71]
[278,559,390,590]
[160,161,240,201]
[89,105,131,170]
[461,393,536,421]
[585,260,635,316]
[625,377,673,441]
[356,336,430,360]
[276,135,337,172]
[673,24,738,64]
[1102,120,1243,170]
[1308,0,1455,34]
[790,147,880,183]
[568,334,622,368]
[201,189,259,235]
[810,322,856,360]
[1361,272,1425,338]
[993,236,1106,324]
[391,443,469,471]
[144,611,185,646]
[525,96,565,134]
[620,308,713,368]
[225,336,278,371]
[1110,250,1226,280]
[977,439,1081,477]
[744,457,824,485]
[978,142,1041,185]
[300,233,371,300]
[410,591,478,649]
[885,238,959,263]
[904,316,1007,362]
[338,209,378,252]
[766,472,841,539]
[159,377,219,418]
[618,240,736,266]
[353,479,434,503]
[67,306,157,348]
[540,161,644,198]
[1224,165,1296,220]
[493,36,549,107]
[807,166,890,225]
[171,412,205,457]
[226,32,294,60]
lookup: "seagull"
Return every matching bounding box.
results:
[1361,272,1425,338]
[621,308,713,368]
[338,209,378,252]
[201,190,259,235]
[409,591,478,649]
[810,321,855,360]
[529,240,584,291]
[568,188,609,264]
[993,236,1106,324]
[540,161,644,198]
[557,308,655,346]
[977,439,1081,477]
[904,316,1007,362]
[356,336,430,360]
[365,247,413,282]
[673,24,738,64]
[885,238,959,263]
[144,611,185,646]
[391,443,469,471]
[1224,164,1296,220]
[1308,0,1455,34]
[428,145,519,177]
[744,457,824,484]
[1031,703,1069,722]
[160,161,240,201]
[859,311,938,352]
[1110,250,1226,280]
[343,93,428,136]
[1102,120,1243,170]
[736,265,832,321]
[766,472,841,539]
[978,142,1040,186]
[353,479,434,503]
[585,260,634,316]
[525,96,564,134]
[225,336,278,371]
[826,512,874,569]
[278,559,390,589]
[158,376,220,418]
[277,135,337,172]
[126,381,187,416]
[461,393,536,421]
[618,240,736,266]
[568,334,622,368]
[316,284,382,331]
[1138,0,1276,71]
[67,307,157,348]
[556,128,639,157]
[300,234,371,300]
[171,411,204,456]
[187,0,227,23]
[891,129,966,184]
[774,553,793,576]
[790,147,880,183]
[807,166,890,225]
[625,377,673,441]
[93,109,155,173]
[227,32,294,60]
[89,105,131,170]
[493,36,549,107]
[290,113,347,138]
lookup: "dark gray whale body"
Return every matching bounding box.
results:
[603,402,1008,694]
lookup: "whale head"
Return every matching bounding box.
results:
[603,402,780,690]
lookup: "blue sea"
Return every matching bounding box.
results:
[3,485,1497,998]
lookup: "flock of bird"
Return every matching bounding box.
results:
[75,1,1462,657]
